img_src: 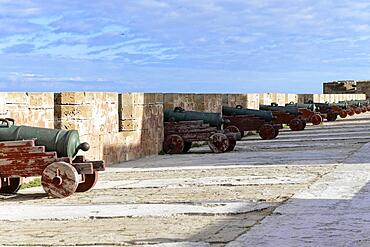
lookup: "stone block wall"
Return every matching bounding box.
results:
[54,92,163,164]
[323,81,356,94]
[222,94,259,109]
[0,91,367,165]
[297,94,366,103]
[163,93,223,112]
[0,92,54,128]
[356,81,370,99]
[119,93,163,161]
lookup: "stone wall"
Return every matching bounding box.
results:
[323,81,357,94]
[0,92,54,128]
[222,94,259,109]
[297,93,366,103]
[355,81,370,99]
[0,92,366,165]
[163,93,223,112]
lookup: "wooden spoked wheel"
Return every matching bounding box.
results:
[163,134,185,154]
[339,110,348,119]
[273,126,280,138]
[0,177,23,194]
[326,112,338,122]
[289,119,304,131]
[347,109,355,116]
[310,114,323,125]
[208,133,230,153]
[41,162,79,198]
[354,107,362,114]
[225,125,241,140]
[259,124,276,140]
[226,138,236,152]
[76,172,99,193]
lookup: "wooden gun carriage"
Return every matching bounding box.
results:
[163,108,238,154]
[0,118,105,198]
[222,105,281,140]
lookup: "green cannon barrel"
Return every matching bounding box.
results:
[222,106,274,122]
[315,102,348,109]
[0,118,89,158]
[285,102,316,111]
[260,103,300,116]
[164,107,225,128]
[339,100,370,106]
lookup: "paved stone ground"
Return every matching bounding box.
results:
[1,113,370,246]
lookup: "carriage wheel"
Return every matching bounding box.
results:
[347,108,355,116]
[225,125,241,140]
[273,126,280,138]
[0,177,23,194]
[355,107,362,114]
[41,162,79,198]
[326,112,338,122]
[226,139,236,152]
[182,141,192,153]
[310,114,323,125]
[208,133,230,153]
[301,120,307,130]
[289,119,304,131]
[240,131,245,138]
[76,172,99,193]
[163,134,185,154]
[259,124,276,140]
[339,110,347,119]
[362,107,367,113]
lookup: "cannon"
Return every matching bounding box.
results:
[313,102,354,121]
[0,118,89,158]
[0,118,105,198]
[285,102,323,125]
[222,105,281,140]
[259,103,306,131]
[339,100,370,113]
[163,108,238,154]
[164,107,226,129]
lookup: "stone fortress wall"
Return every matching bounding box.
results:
[0,92,366,165]
[324,80,370,98]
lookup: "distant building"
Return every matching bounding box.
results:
[323,80,370,99]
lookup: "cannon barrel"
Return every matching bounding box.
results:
[164,107,226,128]
[315,102,348,109]
[339,100,370,106]
[259,103,300,116]
[222,106,274,122]
[285,102,316,111]
[0,118,89,158]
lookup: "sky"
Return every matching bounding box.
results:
[0,0,370,93]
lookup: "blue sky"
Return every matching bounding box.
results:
[0,0,370,93]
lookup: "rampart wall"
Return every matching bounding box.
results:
[0,92,365,165]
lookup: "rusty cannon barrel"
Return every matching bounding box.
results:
[164,107,227,129]
[260,103,300,116]
[0,118,89,158]
[222,105,274,122]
